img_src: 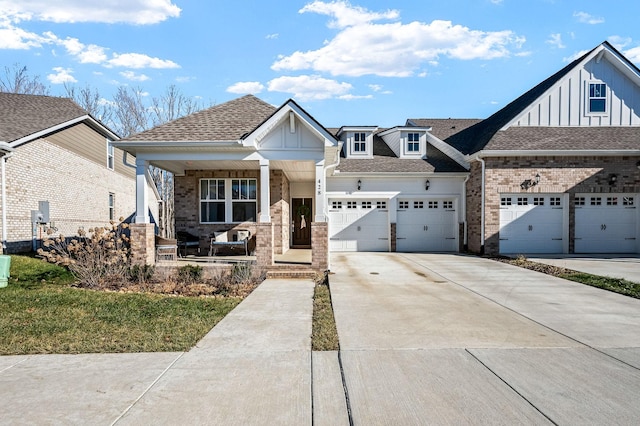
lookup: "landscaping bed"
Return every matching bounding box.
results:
[492,255,640,299]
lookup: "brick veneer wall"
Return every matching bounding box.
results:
[269,170,290,255]
[255,222,274,267]
[130,223,155,265]
[467,156,640,255]
[311,222,328,271]
[390,223,397,252]
[0,137,139,253]
[465,161,484,253]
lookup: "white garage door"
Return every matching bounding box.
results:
[396,199,458,252]
[328,199,389,252]
[499,194,564,254]
[575,194,638,253]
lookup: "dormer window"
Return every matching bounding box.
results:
[588,82,607,114]
[407,133,420,152]
[354,132,366,152]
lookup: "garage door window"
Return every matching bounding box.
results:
[331,201,342,209]
[377,201,387,209]
[362,201,372,209]
[501,197,512,206]
[576,197,585,206]
[550,197,561,206]
[517,197,528,205]
[590,197,602,206]
[606,197,618,206]
[623,197,634,206]
[347,201,357,209]
[533,197,544,206]
[443,201,453,209]
[399,201,409,209]
[428,201,438,209]
[414,201,424,209]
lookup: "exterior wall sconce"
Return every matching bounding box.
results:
[425,180,430,191]
[609,174,618,185]
[520,173,541,190]
[357,179,361,190]
[637,161,640,170]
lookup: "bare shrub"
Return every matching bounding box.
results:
[38,221,131,289]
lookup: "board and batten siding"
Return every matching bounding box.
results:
[511,55,640,127]
[46,123,136,179]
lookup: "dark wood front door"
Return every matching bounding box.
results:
[292,198,312,247]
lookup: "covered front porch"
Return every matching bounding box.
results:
[116,97,340,273]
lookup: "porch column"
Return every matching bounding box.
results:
[314,160,326,222]
[135,158,149,223]
[259,159,271,222]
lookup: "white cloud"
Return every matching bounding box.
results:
[368,84,383,92]
[267,75,352,101]
[573,11,604,25]
[47,67,77,84]
[563,49,590,63]
[623,46,640,64]
[546,33,566,49]
[0,0,181,25]
[273,1,525,77]
[490,0,504,4]
[339,94,373,100]
[226,81,265,94]
[300,0,399,29]
[106,53,180,69]
[609,36,632,50]
[120,70,150,82]
[0,23,47,49]
[266,33,279,39]
[175,76,194,83]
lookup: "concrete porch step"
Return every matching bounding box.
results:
[266,268,318,280]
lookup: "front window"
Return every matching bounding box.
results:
[231,179,257,222]
[589,82,607,113]
[200,179,226,223]
[354,132,366,152]
[407,133,420,152]
[108,193,115,221]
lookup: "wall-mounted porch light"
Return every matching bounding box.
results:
[425,180,430,191]
[520,173,541,190]
[608,174,618,185]
[357,179,362,190]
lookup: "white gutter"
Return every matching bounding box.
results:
[462,174,469,249]
[479,157,486,253]
[0,142,15,252]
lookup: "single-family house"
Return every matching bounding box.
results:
[0,92,158,253]
[116,41,640,271]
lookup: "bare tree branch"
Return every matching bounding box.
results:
[0,63,49,95]
[64,83,114,126]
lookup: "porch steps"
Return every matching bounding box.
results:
[266,265,318,280]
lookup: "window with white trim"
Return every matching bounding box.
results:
[231,179,257,222]
[588,82,607,114]
[414,201,424,209]
[376,201,387,209]
[347,201,357,209]
[517,197,528,206]
[590,197,602,206]
[200,179,226,223]
[443,201,454,210]
[107,140,114,170]
[407,132,420,152]
[623,197,634,206]
[331,201,342,209]
[108,193,115,221]
[353,132,367,152]
[398,201,409,209]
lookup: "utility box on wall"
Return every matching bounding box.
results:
[31,200,50,224]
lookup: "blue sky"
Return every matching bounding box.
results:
[1,0,640,128]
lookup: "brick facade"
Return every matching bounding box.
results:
[130,223,155,265]
[390,223,397,252]
[255,222,274,267]
[311,222,328,271]
[269,170,290,255]
[467,156,640,255]
[0,136,147,253]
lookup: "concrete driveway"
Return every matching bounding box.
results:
[329,252,640,425]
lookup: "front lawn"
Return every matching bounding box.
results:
[0,255,241,355]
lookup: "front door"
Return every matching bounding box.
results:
[292,198,312,247]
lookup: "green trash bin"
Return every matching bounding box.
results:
[0,255,10,288]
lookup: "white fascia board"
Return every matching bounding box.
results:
[336,126,379,136]
[425,133,470,170]
[144,168,161,201]
[378,126,432,136]
[469,149,640,159]
[331,171,469,178]
[245,101,338,148]
[10,115,119,148]
[111,140,246,156]
[326,191,401,199]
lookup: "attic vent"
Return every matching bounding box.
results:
[451,126,456,129]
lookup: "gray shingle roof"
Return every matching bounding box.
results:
[487,126,640,150]
[124,94,276,142]
[408,118,481,141]
[336,135,467,173]
[0,92,88,142]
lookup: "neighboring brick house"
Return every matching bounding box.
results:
[0,93,158,253]
[117,41,639,271]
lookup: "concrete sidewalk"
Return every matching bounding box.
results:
[0,279,326,425]
[524,254,640,283]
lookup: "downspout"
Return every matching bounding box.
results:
[462,174,470,250]
[323,144,342,271]
[1,151,14,253]
[479,156,486,254]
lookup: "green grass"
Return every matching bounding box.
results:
[558,272,640,299]
[312,278,339,351]
[0,255,241,355]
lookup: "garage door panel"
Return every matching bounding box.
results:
[328,200,388,252]
[575,194,638,254]
[499,194,564,254]
[396,199,457,252]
